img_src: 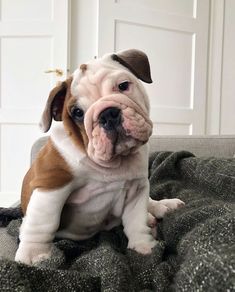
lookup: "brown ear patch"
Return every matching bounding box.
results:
[40,78,73,133]
[80,64,87,72]
[51,85,67,121]
[111,49,152,83]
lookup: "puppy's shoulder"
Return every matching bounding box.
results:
[21,135,74,214]
[32,137,74,186]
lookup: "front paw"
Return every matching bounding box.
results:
[128,236,157,255]
[15,242,52,265]
[149,198,185,219]
[160,198,185,211]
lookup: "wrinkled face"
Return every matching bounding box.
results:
[69,55,152,166]
[40,50,153,168]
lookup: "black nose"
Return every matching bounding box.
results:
[99,107,121,131]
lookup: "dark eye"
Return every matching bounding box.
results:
[118,81,130,92]
[71,106,84,122]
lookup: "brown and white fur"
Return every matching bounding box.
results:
[15,49,184,265]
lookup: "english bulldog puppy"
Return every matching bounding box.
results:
[15,49,184,265]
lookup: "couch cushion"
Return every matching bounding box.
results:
[149,135,235,158]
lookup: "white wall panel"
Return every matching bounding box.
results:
[206,0,235,135]
[220,0,235,134]
[117,0,196,18]
[206,0,225,135]
[154,123,192,135]
[0,125,42,193]
[115,21,194,109]
[70,0,98,71]
[98,0,210,135]
[1,37,52,109]
[0,0,69,206]
[1,0,53,21]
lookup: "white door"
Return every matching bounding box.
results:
[0,0,70,206]
[220,0,235,134]
[98,0,210,135]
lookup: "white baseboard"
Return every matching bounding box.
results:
[0,192,20,208]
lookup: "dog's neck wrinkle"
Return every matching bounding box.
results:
[81,149,144,175]
[86,156,121,170]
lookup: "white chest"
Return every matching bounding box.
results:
[56,179,130,240]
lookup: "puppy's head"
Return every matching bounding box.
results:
[40,49,153,167]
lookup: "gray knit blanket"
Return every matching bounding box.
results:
[0,151,234,291]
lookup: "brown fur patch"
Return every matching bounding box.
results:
[80,63,87,72]
[21,139,73,214]
[63,110,88,152]
[62,86,88,153]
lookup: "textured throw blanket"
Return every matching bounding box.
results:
[0,151,234,291]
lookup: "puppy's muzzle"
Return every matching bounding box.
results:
[99,107,121,131]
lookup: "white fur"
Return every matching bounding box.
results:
[148,198,185,219]
[122,179,157,254]
[15,184,73,264]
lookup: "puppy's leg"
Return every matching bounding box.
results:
[122,180,157,255]
[148,197,185,219]
[147,212,156,228]
[15,184,72,265]
[147,212,157,238]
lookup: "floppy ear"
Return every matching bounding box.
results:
[39,79,70,133]
[111,49,152,83]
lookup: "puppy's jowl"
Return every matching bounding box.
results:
[15,49,184,265]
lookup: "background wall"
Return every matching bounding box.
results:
[0,0,234,207]
[220,0,235,134]
[71,0,235,135]
[0,0,69,206]
[207,0,235,135]
[70,0,98,72]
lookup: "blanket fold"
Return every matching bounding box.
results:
[0,151,234,291]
